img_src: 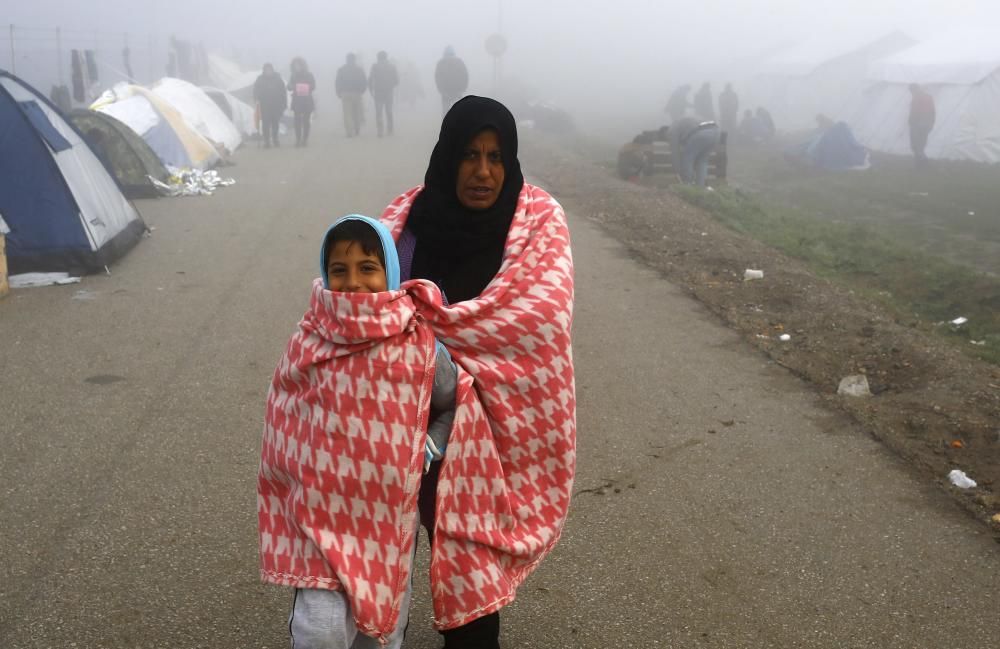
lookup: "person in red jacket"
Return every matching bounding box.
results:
[908,83,935,166]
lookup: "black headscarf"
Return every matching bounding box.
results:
[406,95,524,303]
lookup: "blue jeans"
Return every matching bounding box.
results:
[681,126,721,186]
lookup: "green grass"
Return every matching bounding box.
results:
[674,184,1000,364]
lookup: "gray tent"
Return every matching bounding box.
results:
[69,109,170,198]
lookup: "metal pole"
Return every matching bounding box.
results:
[56,27,63,84]
[9,25,15,75]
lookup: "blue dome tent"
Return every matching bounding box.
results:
[0,70,146,274]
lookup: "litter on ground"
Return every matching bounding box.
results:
[948,469,976,489]
[150,168,236,197]
[8,273,81,288]
[837,374,871,397]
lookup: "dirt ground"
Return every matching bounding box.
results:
[520,133,1000,537]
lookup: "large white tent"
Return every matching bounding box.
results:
[849,30,1000,163]
[152,78,242,154]
[749,30,915,131]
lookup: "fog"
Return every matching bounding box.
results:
[6,0,1000,138]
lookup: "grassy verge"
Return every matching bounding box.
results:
[674,184,1000,364]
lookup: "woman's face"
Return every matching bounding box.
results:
[455,129,505,210]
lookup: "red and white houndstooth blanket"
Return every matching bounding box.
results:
[259,183,576,641]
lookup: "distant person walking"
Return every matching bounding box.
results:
[287,57,316,147]
[434,46,468,116]
[665,84,691,122]
[253,63,287,148]
[336,53,368,137]
[718,83,739,135]
[369,51,400,137]
[669,116,721,187]
[693,82,715,120]
[908,83,935,166]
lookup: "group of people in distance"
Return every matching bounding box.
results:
[252,57,316,147]
[251,47,471,147]
[664,78,937,176]
[257,95,577,649]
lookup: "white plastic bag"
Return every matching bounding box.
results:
[948,469,977,489]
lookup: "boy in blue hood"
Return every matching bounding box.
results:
[287,214,455,649]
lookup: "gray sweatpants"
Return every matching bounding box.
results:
[288,580,412,649]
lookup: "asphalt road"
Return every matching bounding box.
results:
[1,112,998,649]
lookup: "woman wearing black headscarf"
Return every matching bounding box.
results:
[379,96,577,649]
[399,95,525,304]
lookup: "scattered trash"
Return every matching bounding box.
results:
[700,232,707,236]
[950,440,965,449]
[779,334,791,342]
[837,374,871,397]
[971,340,986,346]
[948,469,976,489]
[968,211,975,216]
[992,513,1000,525]
[71,289,98,301]
[744,269,764,280]
[950,316,968,327]
[150,168,236,197]
[907,192,929,197]
[8,272,81,288]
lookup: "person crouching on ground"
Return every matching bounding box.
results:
[258,215,457,649]
[669,116,721,187]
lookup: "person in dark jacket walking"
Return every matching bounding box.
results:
[369,51,400,137]
[287,57,316,146]
[253,63,287,148]
[434,46,468,116]
[336,53,368,137]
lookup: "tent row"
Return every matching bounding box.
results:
[62,75,258,199]
[747,27,1000,163]
[85,77,256,185]
[0,69,255,276]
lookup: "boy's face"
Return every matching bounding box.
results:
[326,240,387,293]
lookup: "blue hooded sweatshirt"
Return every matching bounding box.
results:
[320,214,400,291]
